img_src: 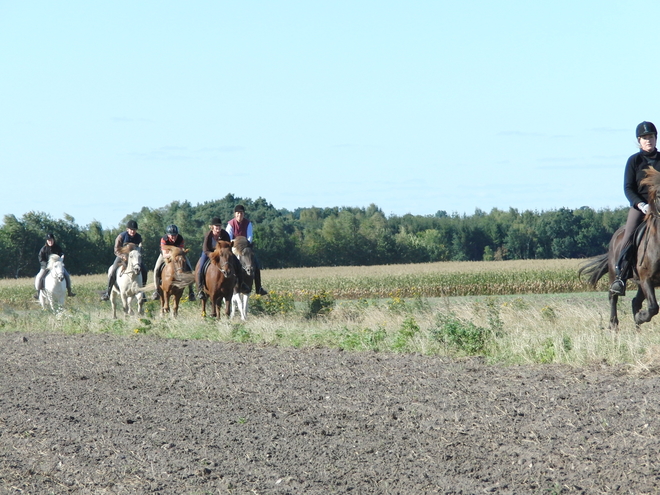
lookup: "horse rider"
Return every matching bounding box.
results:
[34,233,75,299]
[151,224,196,301]
[196,217,242,300]
[226,205,268,295]
[610,121,659,296]
[100,220,148,301]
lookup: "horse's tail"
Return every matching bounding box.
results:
[578,253,609,288]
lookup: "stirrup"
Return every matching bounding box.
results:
[609,279,626,296]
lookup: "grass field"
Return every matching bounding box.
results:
[2,258,660,367]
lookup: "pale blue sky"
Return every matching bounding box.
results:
[1,1,659,228]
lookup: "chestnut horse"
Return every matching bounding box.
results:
[231,236,256,320]
[195,240,237,318]
[580,167,660,331]
[157,245,192,317]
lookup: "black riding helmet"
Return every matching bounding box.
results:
[126,220,138,230]
[45,233,55,241]
[166,224,179,235]
[636,121,657,138]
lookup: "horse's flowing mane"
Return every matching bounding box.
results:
[640,167,660,237]
[232,236,250,255]
[209,240,232,264]
[46,254,62,270]
[119,243,139,255]
[162,245,186,258]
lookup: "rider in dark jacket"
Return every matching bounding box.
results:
[100,220,147,301]
[610,121,659,295]
[34,233,75,298]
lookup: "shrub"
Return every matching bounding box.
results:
[306,290,334,318]
[393,316,421,351]
[431,313,490,355]
[250,291,295,316]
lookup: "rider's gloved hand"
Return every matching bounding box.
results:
[639,202,650,215]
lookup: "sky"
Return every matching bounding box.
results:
[2,1,660,229]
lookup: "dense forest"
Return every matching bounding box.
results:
[0,194,628,278]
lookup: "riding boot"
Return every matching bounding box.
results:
[152,275,160,301]
[610,244,633,296]
[101,269,117,301]
[255,266,268,296]
[188,285,196,301]
[65,274,75,297]
[196,268,206,300]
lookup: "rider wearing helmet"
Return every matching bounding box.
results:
[100,220,147,301]
[226,204,268,295]
[196,217,242,300]
[151,224,196,301]
[34,233,75,299]
[610,121,659,295]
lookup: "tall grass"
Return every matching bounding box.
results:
[2,259,657,367]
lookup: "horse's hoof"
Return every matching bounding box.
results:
[201,311,206,317]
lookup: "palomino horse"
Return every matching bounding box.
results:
[231,236,255,320]
[195,240,237,318]
[37,254,67,311]
[109,243,145,318]
[157,245,192,317]
[580,167,660,331]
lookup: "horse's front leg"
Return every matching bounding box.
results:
[137,293,144,315]
[634,281,659,327]
[608,291,620,331]
[161,291,170,315]
[224,296,232,318]
[123,294,132,315]
[172,293,180,318]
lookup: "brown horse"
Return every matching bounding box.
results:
[195,240,237,318]
[157,246,192,317]
[580,167,660,331]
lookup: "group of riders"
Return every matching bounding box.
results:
[35,120,660,303]
[34,204,268,302]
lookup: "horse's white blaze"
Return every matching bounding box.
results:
[38,255,66,311]
[110,249,144,318]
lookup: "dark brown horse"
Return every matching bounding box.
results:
[580,167,660,331]
[157,246,192,317]
[195,240,237,318]
[231,236,256,320]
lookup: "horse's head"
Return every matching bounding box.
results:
[47,254,65,282]
[126,248,142,275]
[209,240,234,277]
[164,246,187,269]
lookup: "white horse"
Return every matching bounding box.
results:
[37,254,67,311]
[109,246,145,318]
[231,237,255,321]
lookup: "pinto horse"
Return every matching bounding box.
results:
[37,254,67,311]
[110,243,145,318]
[580,167,660,331]
[195,240,237,318]
[157,246,193,317]
[230,236,255,320]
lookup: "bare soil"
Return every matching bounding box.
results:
[1,331,660,494]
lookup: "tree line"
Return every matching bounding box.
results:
[0,194,627,278]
